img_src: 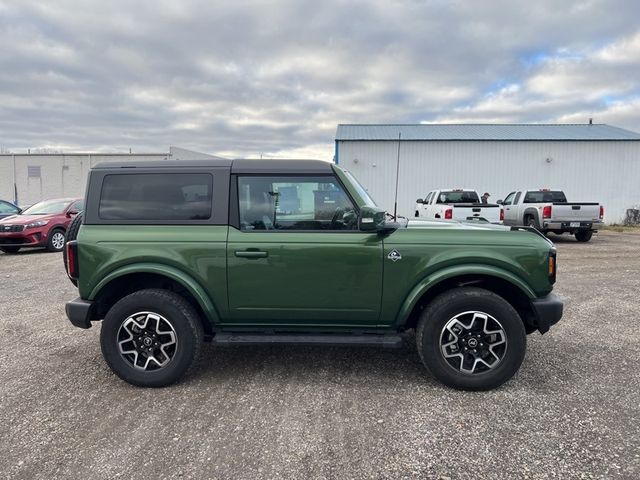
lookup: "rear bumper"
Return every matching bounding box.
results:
[543,220,603,231]
[65,297,94,329]
[530,293,563,334]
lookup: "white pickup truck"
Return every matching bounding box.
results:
[415,189,504,224]
[500,189,604,242]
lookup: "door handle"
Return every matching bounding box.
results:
[234,250,268,259]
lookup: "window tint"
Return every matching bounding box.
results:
[0,201,18,214]
[238,176,357,231]
[436,191,480,204]
[524,191,567,203]
[99,173,213,220]
[514,192,522,204]
[503,192,516,206]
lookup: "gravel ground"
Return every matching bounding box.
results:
[1,231,639,480]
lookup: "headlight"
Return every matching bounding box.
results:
[26,220,49,229]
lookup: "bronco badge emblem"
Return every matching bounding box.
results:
[387,249,402,262]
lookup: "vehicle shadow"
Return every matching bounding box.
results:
[0,248,58,256]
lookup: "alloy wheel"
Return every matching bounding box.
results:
[440,311,507,375]
[117,312,178,371]
[51,232,65,250]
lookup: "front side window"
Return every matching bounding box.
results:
[238,176,357,231]
[69,200,84,212]
[502,192,516,206]
[99,173,213,220]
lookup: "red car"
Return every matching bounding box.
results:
[0,198,83,254]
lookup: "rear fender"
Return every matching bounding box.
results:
[88,263,220,326]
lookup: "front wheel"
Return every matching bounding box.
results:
[100,289,204,387]
[416,287,526,391]
[47,229,66,252]
[575,230,593,242]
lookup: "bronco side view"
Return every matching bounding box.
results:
[64,160,562,390]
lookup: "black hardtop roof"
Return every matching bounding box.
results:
[92,158,333,174]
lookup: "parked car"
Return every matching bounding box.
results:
[500,189,603,242]
[0,199,21,219]
[0,198,83,253]
[415,189,504,224]
[64,159,562,391]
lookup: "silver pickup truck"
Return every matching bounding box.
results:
[500,189,604,242]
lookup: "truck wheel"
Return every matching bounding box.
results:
[47,228,66,252]
[525,215,538,230]
[100,289,204,387]
[416,287,526,391]
[575,230,593,242]
[1,246,20,254]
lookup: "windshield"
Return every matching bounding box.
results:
[22,200,69,215]
[343,170,377,207]
[436,191,480,204]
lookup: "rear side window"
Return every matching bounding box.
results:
[99,173,213,220]
[524,191,567,203]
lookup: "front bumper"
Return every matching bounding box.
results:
[0,229,47,247]
[530,293,563,334]
[543,220,603,231]
[65,297,95,329]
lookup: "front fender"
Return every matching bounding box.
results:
[395,264,537,328]
[88,263,220,325]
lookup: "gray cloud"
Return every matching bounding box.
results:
[1,0,639,159]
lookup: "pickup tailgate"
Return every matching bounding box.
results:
[452,204,502,223]
[550,203,600,221]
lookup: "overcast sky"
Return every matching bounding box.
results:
[1,0,639,159]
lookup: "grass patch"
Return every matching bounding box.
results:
[602,224,640,233]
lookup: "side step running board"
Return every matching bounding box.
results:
[212,333,403,349]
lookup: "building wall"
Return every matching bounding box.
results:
[0,153,169,207]
[336,140,640,224]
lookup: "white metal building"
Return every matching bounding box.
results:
[335,124,640,224]
[0,147,222,207]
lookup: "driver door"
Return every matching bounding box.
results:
[226,174,384,326]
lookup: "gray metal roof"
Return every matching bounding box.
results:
[336,124,640,141]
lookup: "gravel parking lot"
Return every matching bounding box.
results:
[1,231,639,480]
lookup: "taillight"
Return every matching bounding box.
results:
[66,241,79,280]
[500,208,504,221]
[542,205,552,219]
[444,208,453,220]
[599,206,604,220]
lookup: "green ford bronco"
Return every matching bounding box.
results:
[64,159,562,390]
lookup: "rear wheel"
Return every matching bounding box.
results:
[525,215,538,230]
[575,230,593,242]
[416,287,526,391]
[47,229,66,252]
[0,246,20,254]
[100,289,204,387]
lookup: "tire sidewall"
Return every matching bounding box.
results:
[419,289,526,390]
[47,229,66,252]
[101,292,199,387]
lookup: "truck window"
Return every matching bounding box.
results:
[524,191,567,203]
[238,176,357,231]
[514,192,522,204]
[436,191,480,204]
[99,173,213,220]
[503,192,515,205]
[425,192,434,204]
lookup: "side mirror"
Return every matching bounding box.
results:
[416,198,424,204]
[67,209,79,217]
[496,200,503,205]
[359,206,387,232]
[16,207,22,214]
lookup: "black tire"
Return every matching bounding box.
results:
[63,212,83,273]
[416,287,526,391]
[100,289,204,387]
[46,228,66,252]
[575,230,593,242]
[1,246,20,254]
[524,215,538,230]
